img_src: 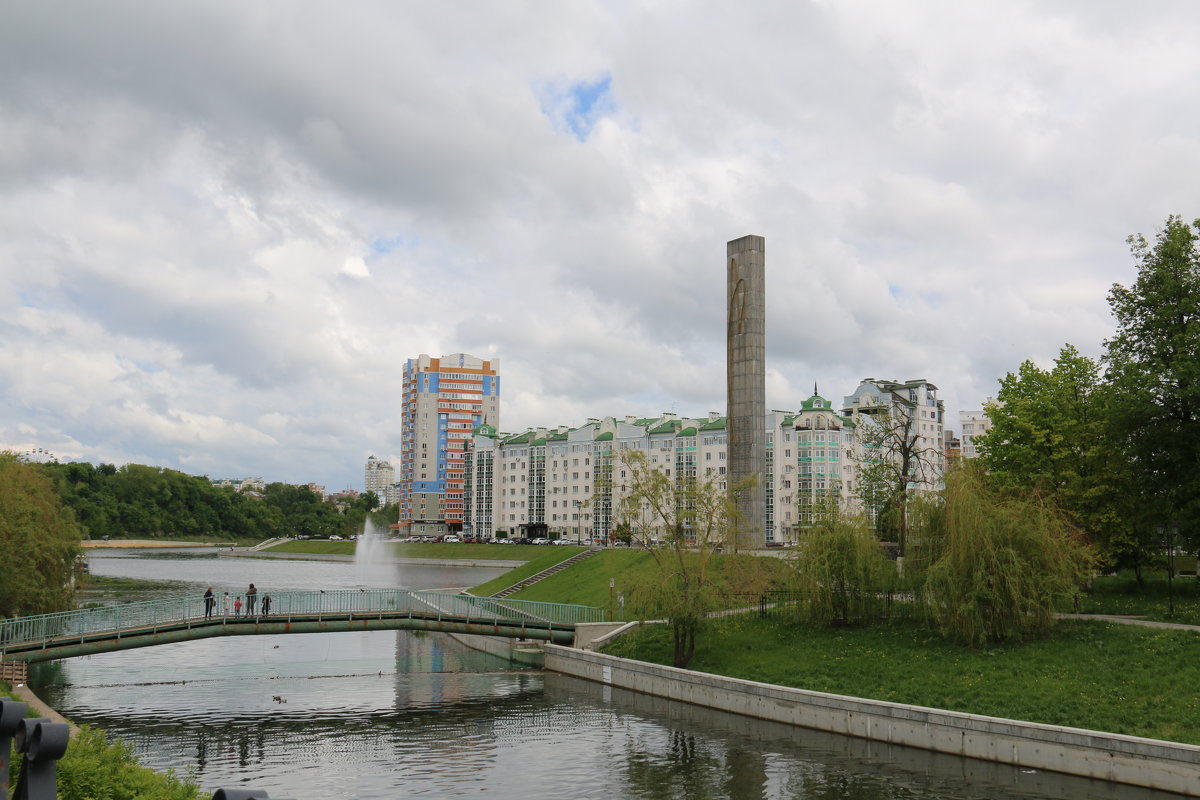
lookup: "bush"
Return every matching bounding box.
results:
[56,726,203,800]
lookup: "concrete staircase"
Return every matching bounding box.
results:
[491,548,601,598]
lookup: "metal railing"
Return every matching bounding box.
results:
[0,589,604,655]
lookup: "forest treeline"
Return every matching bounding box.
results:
[39,460,395,541]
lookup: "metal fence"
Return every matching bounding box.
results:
[0,589,603,654]
[725,590,921,622]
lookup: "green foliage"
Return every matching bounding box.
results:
[603,615,1200,744]
[56,726,203,800]
[976,345,1138,570]
[1105,215,1200,546]
[0,452,83,617]
[791,511,895,626]
[38,461,372,541]
[913,465,1095,645]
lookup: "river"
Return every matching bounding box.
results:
[28,548,1177,800]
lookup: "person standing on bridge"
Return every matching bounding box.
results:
[203,587,215,618]
[222,591,231,617]
[246,583,258,614]
[234,596,243,618]
[261,594,271,616]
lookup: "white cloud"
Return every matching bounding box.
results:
[2,0,1198,489]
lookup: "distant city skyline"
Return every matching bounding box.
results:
[3,3,1196,492]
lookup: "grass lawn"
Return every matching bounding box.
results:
[495,550,795,613]
[264,540,549,560]
[468,547,588,596]
[604,615,1200,744]
[1073,571,1200,624]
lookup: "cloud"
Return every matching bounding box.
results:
[2,1,1199,490]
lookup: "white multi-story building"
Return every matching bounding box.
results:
[363,455,394,500]
[959,401,994,459]
[399,353,500,534]
[464,390,869,545]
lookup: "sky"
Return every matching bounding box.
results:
[3,2,1199,492]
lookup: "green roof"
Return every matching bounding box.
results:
[800,394,832,411]
[595,431,614,441]
[677,426,698,437]
[648,420,681,435]
[548,431,569,442]
[699,417,726,431]
[503,430,538,445]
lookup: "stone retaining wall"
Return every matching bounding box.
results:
[545,644,1200,796]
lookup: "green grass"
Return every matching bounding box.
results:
[487,550,796,613]
[604,615,1200,743]
[264,540,545,560]
[468,547,588,596]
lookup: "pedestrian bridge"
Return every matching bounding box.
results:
[0,589,605,663]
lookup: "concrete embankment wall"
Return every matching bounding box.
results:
[545,644,1200,796]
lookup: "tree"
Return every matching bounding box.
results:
[854,402,942,558]
[1105,215,1200,547]
[975,345,1138,570]
[912,465,1094,646]
[790,502,896,626]
[617,449,751,668]
[0,452,83,617]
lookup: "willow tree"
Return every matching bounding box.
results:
[618,448,753,668]
[913,465,1094,646]
[0,452,83,617]
[790,500,895,626]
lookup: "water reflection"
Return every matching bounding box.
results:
[40,550,1186,799]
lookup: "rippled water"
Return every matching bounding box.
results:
[30,549,1182,799]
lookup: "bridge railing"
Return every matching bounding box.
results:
[0,589,603,653]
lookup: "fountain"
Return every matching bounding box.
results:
[353,518,395,587]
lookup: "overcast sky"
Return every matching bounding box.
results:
[2,2,1198,492]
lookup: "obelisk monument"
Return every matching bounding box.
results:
[726,234,766,548]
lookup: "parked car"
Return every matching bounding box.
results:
[442,535,461,543]
[495,537,515,545]
[553,539,575,545]
[531,538,550,545]
[329,535,344,541]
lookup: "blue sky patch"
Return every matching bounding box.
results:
[371,234,409,255]
[539,73,615,141]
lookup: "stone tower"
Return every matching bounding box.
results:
[726,235,766,548]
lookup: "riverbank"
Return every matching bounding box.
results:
[600,614,1200,745]
[81,539,222,548]
[218,549,526,569]
[546,644,1200,796]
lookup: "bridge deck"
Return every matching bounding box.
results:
[0,589,604,662]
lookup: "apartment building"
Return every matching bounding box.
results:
[841,377,946,498]
[363,455,394,500]
[464,392,866,546]
[959,402,994,459]
[398,353,500,534]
